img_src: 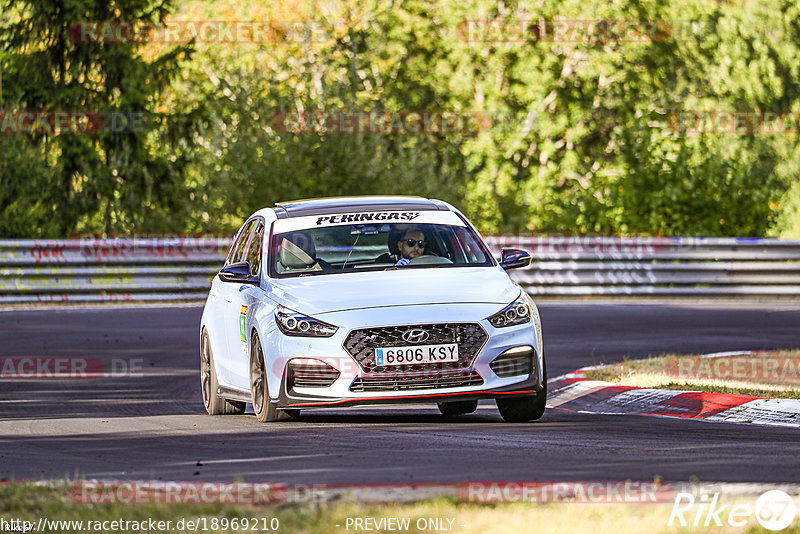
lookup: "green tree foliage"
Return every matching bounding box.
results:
[169,0,474,231]
[2,0,800,237]
[443,0,800,236]
[0,0,194,237]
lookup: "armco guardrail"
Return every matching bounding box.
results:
[485,236,800,296]
[1,237,799,303]
[0,238,229,303]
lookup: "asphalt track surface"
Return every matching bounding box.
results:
[1,302,799,484]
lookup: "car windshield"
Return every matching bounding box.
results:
[268,213,494,278]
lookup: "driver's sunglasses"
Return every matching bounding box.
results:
[404,239,426,248]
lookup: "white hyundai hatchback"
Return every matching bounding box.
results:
[200,196,546,422]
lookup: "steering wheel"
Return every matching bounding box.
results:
[408,255,453,265]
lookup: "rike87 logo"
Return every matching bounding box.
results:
[668,489,797,531]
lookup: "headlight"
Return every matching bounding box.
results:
[487,295,531,328]
[275,305,338,337]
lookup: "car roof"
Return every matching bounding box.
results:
[273,196,451,218]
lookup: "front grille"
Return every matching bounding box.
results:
[490,347,536,378]
[350,370,484,392]
[287,360,340,389]
[343,322,488,374]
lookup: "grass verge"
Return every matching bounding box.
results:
[581,350,800,399]
[1,482,799,534]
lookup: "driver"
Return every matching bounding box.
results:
[395,229,426,266]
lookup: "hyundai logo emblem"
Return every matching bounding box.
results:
[402,329,430,344]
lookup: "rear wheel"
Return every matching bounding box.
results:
[201,330,245,415]
[497,357,547,422]
[250,332,293,422]
[437,400,478,415]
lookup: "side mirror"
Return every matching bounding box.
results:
[499,248,532,270]
[219,261,260,285]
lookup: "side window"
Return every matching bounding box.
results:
[226,220,256,266]
[456,228,487,264]
[244,221,265,275]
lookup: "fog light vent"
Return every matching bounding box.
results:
[287,359,340,389]
[490,346,535,378]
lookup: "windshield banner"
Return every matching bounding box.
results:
[272,210,465,233]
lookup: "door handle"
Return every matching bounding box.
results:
[224,295,233,303]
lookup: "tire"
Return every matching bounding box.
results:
[250,331,293,422]
[201,329,245,415]
[437,400,478,415]
[496,356,547,422]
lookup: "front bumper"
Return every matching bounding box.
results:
[275,372,542,409]
[261,303,544,411]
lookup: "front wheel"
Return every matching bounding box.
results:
[201,329,244,415]
[250,331,293,422]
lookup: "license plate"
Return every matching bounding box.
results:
[375,344,459,366]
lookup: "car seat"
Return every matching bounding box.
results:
[279,231,329,271]
[374,230,404,263]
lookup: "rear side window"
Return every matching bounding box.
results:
[243,221,265,275]
[226,219,256,266]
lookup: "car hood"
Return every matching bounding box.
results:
[268,267,520,315]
